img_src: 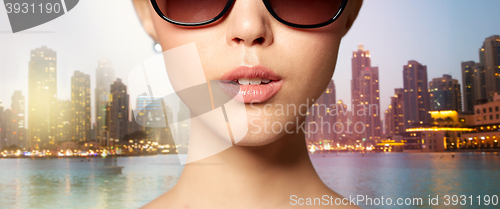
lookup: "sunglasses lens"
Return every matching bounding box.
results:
[156,0,230,23]
[269,0,343,26]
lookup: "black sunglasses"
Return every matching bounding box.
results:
[150,0,349,29]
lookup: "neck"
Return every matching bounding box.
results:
[170,122,332,207]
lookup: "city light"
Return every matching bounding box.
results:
[406,127,474,132]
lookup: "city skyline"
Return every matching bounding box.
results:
[0,34,498,151]
[1,0,500,125]
[1,33,498,142]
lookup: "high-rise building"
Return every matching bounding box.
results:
[334,100,349,133]
[0,102,4,149]
[57,100,72,142]
[403,60,431,128]
[480,35,500,101]
[462,61,480,112]
[95,60,115,145]
[28,46,58,150]
[429,74,462,111]
[384,108,392,137]
[358,67,381,141]
[177,100,190,148]
[385,88,405,137]
[71,71,91,142]
[11,91,26,148]
[351,45,381,142]
[351,44,372,141]
[351,44,371,130]
[306,80,336,144]
[134,94,174,145]
[108,78,129,146]
[3,109,16,148]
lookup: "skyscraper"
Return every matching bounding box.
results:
[429,74,462,111]
[108,78,129,146]
[134,94,174,145]
[351,45,371,141]
[57,100,72,142]
[351,44,371,114]
[334,100,349,132]
[403,60,430,128]
[462,61,479,112]
[385,88,405,137]
[11,91,25,148]
[306,80,336,143]
[71,71,91,142]
[177,100,190,148]
[358,67,381,141]
[95,60,115,145]
[480,35,500,101]
[0,102,4,149]
[351,45,380,142]
[3,109,16,147]
[28,46,58,150]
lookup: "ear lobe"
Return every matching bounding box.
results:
[343,0,363,36]
[133,0,159,41]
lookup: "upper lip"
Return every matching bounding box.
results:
[220,65,282,82]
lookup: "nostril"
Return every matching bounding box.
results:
[231,37,266,45]
[253,37,265,45]
[232,37,243,44]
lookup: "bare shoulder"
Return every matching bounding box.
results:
[141,190,183,209]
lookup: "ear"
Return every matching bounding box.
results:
[132,0,158,41]
[343,0,363,36]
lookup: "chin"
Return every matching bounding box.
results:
[233,132,285,146]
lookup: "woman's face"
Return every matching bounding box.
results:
[145,0,358,146]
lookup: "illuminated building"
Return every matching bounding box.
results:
[420,132,446,152]
[134,93,174,146]
[177,100,190,149]
[0,102,4,149]
[384,108,392,136]
[461,61,485,112]
[71,71,91,142]
[306,80,336,144]
[351,44,371,140]
[428,110,473,127]
[108,78,129,146]
[374,136,404,152]
[11,91,26,148]
[405,128,468,152]
[403,60,431,128]
[95,60,115,146]
[458,92,500,148]
[57,100,72,142]
[429,74,461,111]
[334,100,352,144]
[474,93,500,125]
[358,67,381,141]
[480,35,500,101]
[28,46,58,150]
[3,109,15,147]
[385,88,405,137]
[351,44,381,142]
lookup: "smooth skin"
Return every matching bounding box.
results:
[133,0,363,208]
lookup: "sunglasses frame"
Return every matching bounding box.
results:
[150,0,349,29]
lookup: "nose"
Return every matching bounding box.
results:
[225,0,274,47]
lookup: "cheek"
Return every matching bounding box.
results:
[280,31,341,98]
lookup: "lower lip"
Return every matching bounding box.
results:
[219,80,284,103]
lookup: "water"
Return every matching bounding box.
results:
[0,153,499,209]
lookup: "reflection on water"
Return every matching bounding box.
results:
[313,153,500,209]
[0,153,499,209]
